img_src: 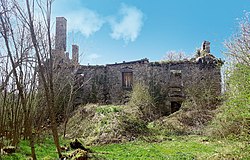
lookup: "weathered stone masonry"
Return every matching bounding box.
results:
[53,17,222,115]
[74,56,222,115]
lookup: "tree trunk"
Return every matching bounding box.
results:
[29,131,37,160]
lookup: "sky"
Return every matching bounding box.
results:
[51,0,250,65]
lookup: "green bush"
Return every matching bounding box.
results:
[95,105,121,114]
[129,83,156,121]
[207,64,250,139]
[120,115,149,137]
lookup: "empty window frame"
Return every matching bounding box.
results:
[122,72,133,88]
[170,70,182,78]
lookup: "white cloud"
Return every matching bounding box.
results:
[65,8,105,37]
[88,53,101,59]
[86,53,101,63]
[109,4,144,43]
[52,2,144,41]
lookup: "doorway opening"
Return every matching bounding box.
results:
[170,101,181,113]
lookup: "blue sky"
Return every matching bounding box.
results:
[52,0,250,65]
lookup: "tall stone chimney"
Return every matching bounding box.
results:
[55,17,67,51]
[72,44,79,64]
[66,52,69,59]
[201,41,210,53]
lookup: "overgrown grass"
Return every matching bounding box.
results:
[3,98,248,159]
[2,135,249,160]
[92,135,249,160]
[95,105,122,114]
[1,137,67,160]
[63,104,149,145]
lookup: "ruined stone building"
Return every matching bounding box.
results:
[54,17,223,115]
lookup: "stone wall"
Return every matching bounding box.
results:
[74,65,107,104]
[106,60,149,104]
[74,57,222,115]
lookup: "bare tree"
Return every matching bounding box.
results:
[18,0,62,157]
[0,0,64,158]
[163,51,188,62]
[225,14,250,66]
[0,0,38,158]
[0,0,90,158]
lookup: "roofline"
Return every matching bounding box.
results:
[106,58,149,66]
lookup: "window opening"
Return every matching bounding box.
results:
[122,72,133,89]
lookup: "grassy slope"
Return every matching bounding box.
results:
[2,135,249,160]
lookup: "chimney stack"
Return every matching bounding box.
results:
[66,52,69,59]
[55,17,67,51]
[72,45,79,64]
[201,41,210,53]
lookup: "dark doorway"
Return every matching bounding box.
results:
[171,101,181,113]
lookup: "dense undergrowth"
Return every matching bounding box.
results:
[62,104,150,145]
[62,81,218,145]
[206,64,250,140]
[2,92,249,160]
